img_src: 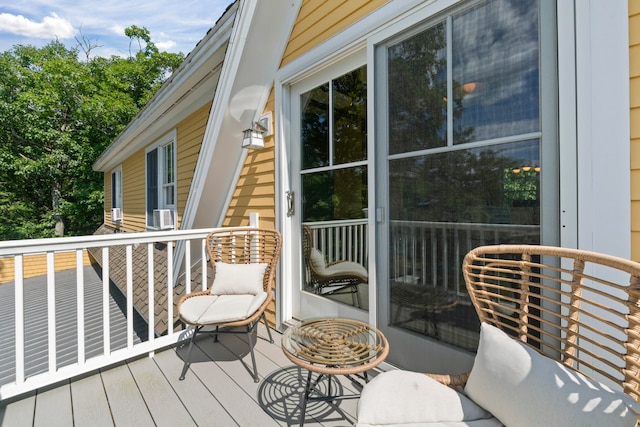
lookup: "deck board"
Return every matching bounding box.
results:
[0,391,34,427]
[128,356,197,427]
[70,373,114,427]
[152,348,239,427]
[0,324,365,426]
[33,382,73,427]
[101,362,155,427]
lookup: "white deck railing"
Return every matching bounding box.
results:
[305,219,539,295]
[0,220,538,400]
[390,220,539,295]
[0,228,217,400]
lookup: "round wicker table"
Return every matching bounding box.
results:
[281,318,389,427]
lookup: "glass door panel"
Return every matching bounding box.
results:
[293,64,369,320]
[377,0,550,372]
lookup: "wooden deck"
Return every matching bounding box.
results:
[0,323,366,426]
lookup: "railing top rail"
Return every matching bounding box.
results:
[0,228,219,257]
[389,220,539,231]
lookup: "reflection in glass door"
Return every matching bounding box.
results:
[376,0,553,371]
[294,64,370,318]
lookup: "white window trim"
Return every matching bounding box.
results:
[145,129,177,230]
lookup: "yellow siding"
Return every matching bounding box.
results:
[120,149,146,231]
[177,103,211,227]
[0,251,94,284]
[631,0,640,261]
[105,102,211,232]
[281,0,387,67]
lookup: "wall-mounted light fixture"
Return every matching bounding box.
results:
[242,112,272,150]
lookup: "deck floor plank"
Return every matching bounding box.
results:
[33,382,73,427]
[127,356,197,427]
[70,373,113,427]
[0,391,35,427]
[101,362,155,427]
[188,339,280,427]
[152,346,239,427]
[197,334,289,426]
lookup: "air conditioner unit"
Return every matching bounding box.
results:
[153,209,174,229]
[111,207,122,222]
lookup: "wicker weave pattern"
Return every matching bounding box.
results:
[461,244,640,402]
[177,227,282,328]
[282,318,389,376]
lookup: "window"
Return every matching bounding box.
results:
[111,166,122,209]
[111,166,123,223]
[146,131,176,229]
[300,65,368,222]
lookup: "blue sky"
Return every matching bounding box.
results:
[0,1,233,58]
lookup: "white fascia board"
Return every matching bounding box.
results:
[181,0,302,231]
[92,4,237,172]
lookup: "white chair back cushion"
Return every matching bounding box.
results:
[356,369,497,426]
[465,322,640,427]
[309,248,327,274]
[210,262,267,296]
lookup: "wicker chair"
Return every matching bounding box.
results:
[302,225,367,307]
[357,245,640,427]
[177,227,282,383]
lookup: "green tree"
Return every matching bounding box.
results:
[0,27,183,239]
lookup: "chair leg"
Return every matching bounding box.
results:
[247,325,260,383]
[261,312,274,343]
[179,326,201,381]
[352,284,362,308]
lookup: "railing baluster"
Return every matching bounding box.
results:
[126,244,133,349]
[148,243,155,344]
[76,249,85,365]
[102,247,110,355]
[201,238,207,291]
[431,227,437,286]
[442,229,448,291]
[15,255,25,385]
[47,252,56,373]
[167,242,174,337]
[185,242,191,294]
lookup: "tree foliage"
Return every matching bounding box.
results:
[0,27,183,239]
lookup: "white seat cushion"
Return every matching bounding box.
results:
[210,262,267,295]
[325,260,368,278]
[356,370,500,427]
[465,323,640,427]
[179,292,267,324]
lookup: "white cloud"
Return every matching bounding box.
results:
[156,40,176,51]
[0,12,75,39]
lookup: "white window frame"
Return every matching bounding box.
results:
[145,130,177,229]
